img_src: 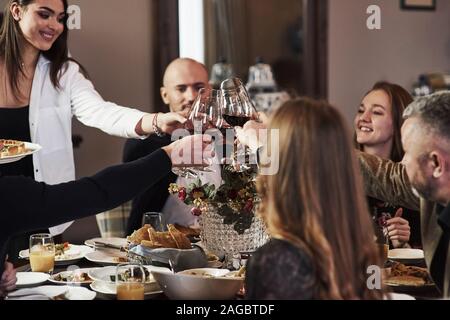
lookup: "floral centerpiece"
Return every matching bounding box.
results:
[168,165,258,234]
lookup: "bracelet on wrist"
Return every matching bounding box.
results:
[152,113,165,137]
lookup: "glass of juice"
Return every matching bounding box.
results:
[29,233,55,274]
[376,232,389,266]
[116,263,146,300]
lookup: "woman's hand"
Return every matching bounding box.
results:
[138,111,188,136]
[163,134,214,168]
[0,261,17,298]
[157,111,189,134]
[386,208,411,248]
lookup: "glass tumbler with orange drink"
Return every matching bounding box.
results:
[29,233,55,274]
[115,263,146,300]
[375,230,389,266]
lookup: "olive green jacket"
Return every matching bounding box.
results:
[358,151,450,298]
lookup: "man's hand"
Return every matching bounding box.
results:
[235,120,267,153]
[0,262,17,298]
[257,112,269,125]
[386,208,411,248]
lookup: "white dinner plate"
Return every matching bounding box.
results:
[16,272,50,287]
[8,285,96,300]
[0,142,41,164]
[88,265,169,283]
[48,268,98,285]
[388,248,425,264]
[90,281,162,300]
[19,244,93,266]
[84,250,128,265]
[84,237,128,248]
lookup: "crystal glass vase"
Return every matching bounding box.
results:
[199,205,269,269]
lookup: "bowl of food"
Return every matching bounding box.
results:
[151,268,244,300]
[384,261,435,293]
[126,224,207,271]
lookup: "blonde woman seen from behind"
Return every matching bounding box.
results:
[244,98,383,300]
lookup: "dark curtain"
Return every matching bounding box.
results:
[153,0,180,112]
[302,0,328,99]
[208,0,249,79]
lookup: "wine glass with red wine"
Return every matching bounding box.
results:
[220,78,259,171]
[172,88,223,178]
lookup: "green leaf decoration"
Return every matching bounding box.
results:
[168,164,258,233]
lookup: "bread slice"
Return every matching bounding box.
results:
[134,225,192,250]
[141,239,163,249]
[174,224,200,237]
[168,224,192,249]
[385,275,426,286]
[127,224,151,244]
[148,226,178,248]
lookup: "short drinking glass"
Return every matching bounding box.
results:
[143,212,166,231]
[116,263,146,300]
[29,233,55,274]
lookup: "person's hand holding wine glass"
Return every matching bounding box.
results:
[220,78,260,171]
[171,87,223,178]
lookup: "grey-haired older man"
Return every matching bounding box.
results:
[358,91,450,298]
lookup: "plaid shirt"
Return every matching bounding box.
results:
[95,201,132,238]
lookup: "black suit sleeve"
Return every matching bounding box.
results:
[0,149,171,237]
[123,136,177,234]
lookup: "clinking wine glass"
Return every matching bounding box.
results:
[172,87,223,178]
[220,78,260,171]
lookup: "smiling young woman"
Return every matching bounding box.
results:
[0,0,186,261]
[0,0,75,106]
[354,82,422,249]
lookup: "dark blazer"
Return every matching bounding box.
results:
[123,135,177,235]
[358,151,450,297]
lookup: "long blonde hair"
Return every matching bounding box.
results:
[258,98,383,299]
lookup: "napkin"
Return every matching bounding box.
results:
[7,286,68,300]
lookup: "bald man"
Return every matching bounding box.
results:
[123,58,211,234]
[161,58,210,113]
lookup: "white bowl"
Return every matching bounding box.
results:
[151,268,243,300]
[88,265,169,293]
[388,248,424,264]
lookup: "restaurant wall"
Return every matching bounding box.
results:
[68,0,155,178]
[328,0,450,125]
[65,0,155,242]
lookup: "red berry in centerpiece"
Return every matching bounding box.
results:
[178,188,187,201]
[191,207,202,216]
[244,199,253,212]
[228,189,238,200]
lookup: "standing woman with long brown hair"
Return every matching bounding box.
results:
[0,0,185,261]
[242,98,383,299]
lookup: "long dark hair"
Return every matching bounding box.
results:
[355,81,413,162]
[0,0,86,100]
[258,98,383,299]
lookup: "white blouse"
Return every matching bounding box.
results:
[29,55,147,234]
